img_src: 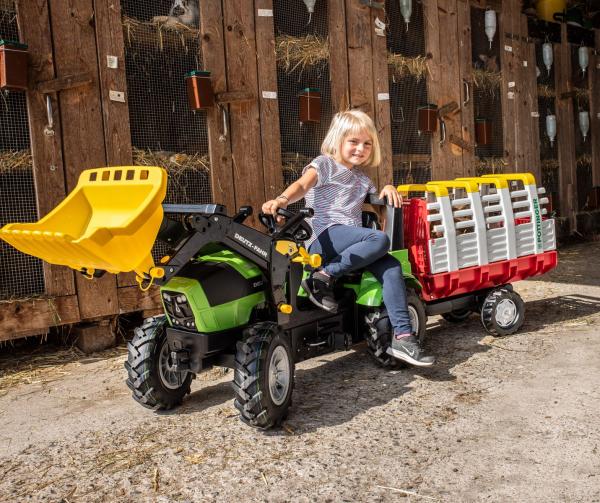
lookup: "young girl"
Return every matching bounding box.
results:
[262,110,433,367]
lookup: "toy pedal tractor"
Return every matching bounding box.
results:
[0,166,558,429]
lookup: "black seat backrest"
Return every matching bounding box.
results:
[364,194,404,251]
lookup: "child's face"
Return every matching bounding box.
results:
[340,130,373,168]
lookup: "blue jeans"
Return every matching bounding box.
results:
[308,224,412,335]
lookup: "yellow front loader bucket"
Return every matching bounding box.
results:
[0,166,167,284]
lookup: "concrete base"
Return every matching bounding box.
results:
[74,318,117,354]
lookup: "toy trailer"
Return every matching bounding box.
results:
[0,166,558,429]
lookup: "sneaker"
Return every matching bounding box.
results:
[301,269,338,313]
[386,335,435,367]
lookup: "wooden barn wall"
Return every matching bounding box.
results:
[1,0,600,339]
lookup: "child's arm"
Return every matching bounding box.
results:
[261,167,318,217]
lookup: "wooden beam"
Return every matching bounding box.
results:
[222,0,266,226]
[254,0,284,200]
[499,0,518,171]
[425,0,463,180]
[48,0,119,319]
[591,30,600,187]
[35,72,93,94]
[457,0,475,176]
[93,0,136,289]
[555,23,577,229]
[345,0,377,185]
[15,0,76,299]
[520,12,541,181]
[371,8,392,187]
[0,296,80,342]
[329,0,349,112]
[118,285,161,314]
[199,0,236,213]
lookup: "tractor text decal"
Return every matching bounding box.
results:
[234,233,268,258]
[532,198,543,250]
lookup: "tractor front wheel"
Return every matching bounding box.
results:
[232,322,294,429]
[481,287,525,336]
[125,316,193,410]
[365,290,427,368]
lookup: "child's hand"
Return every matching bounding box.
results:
[378,185,402,207]
[261,198,288,223]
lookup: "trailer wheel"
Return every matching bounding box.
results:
[365,290,427,368]
[442,308,472,323]
[233,322,294,429]
[481,288,525,336]
[125,316,192,410]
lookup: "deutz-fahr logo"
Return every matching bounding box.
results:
[533,198,543,249]
[234,233,268,258]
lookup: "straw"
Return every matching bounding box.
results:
[275,34,329,73]
[0,149,33,174]
[122,15,199,52]
[387,53,428,81]
[472,69,502,95]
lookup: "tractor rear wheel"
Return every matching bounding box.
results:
[232,322,294,429]
[481,287,525,336]
[365,290,427,368]
[125,316,192,410]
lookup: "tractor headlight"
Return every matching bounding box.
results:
[161,290,196,331]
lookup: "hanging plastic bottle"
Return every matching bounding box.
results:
[399,0,412,32]
[542,42,553,76]
[578,45,589,76]
[579,111,590,141]
[303,0,317,25]
[484,9,497,50]
[546,114,557,147]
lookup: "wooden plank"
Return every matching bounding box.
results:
[345,0,377,185]
[198,0,236,213]
[591,30,600,187]
[222,0,265,226]
[555,23,577,229]
[427,0,463,180]
[393,154,433,164]
[329,0,349,112]
[49,0,119,319]
[15,0,76,299]
[499,0,517,171]
[457,0,475,177]
[254,0,284,201]
[0,296,80,342]
[118,285,161,314]
[93,0,136,289]
[520,12,541,181]
[371,8,392,187]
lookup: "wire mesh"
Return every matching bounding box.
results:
[121,0,212,207]
[471,6,504,162]
[274,0,331,211]
[385,0,431,184]
[573,97,592,211]
[0,2,45,300]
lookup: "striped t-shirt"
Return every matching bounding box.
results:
[302,155,376,247]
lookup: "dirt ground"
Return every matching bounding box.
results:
[0,241,599,502]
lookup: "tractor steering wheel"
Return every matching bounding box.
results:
[258,207,314,242]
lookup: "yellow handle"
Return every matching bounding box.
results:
[292,247,322,268]
[135,266,165,292]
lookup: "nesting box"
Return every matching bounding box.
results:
[0,40,28,92]
[417,104,437,134]
[185,70,214,110]
[475,118,492,145]
[299,88,321,123]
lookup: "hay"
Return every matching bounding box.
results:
[281,152,313,177]
[275,34,329,73]
[541,159,560,170]
[388,53,428,81]
[0,149,33,174]
[122,15,200,52]
[577,154,592,167]
[474,157,507,175]
[537,84,556,98]
[472,69,502,94]
[574,87,590,105]
[132,147,210,175]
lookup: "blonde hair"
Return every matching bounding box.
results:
[320,109,381,168]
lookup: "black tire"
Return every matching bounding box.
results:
[442,308,472,323]
[365,290,427,368]
[232,322,294,429]
[124,316,192,410]
[481,287,525,336]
